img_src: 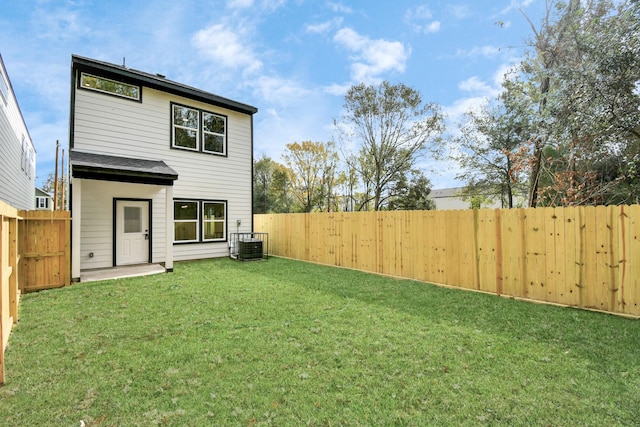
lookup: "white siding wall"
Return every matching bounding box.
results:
[0,60,35,210]
[73,83,253,263]
[77,179,168,270]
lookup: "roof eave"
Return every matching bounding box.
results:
[71,54,258,115]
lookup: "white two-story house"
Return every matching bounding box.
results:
[0,53,35,211]
[69,55,257,281]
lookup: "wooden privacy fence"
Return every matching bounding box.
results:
[0,200,20,384]
[0,201,71,383]
[19,210,71,293]
[255,205,640,318]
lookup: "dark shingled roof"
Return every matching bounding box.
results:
[70,150,178,186]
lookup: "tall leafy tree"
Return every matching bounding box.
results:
[387,169,436,210]
[447,95,530,208]
[252,155,292,213]
[513,0,640,206]
[282,141,341,212]
[335,81,444,211]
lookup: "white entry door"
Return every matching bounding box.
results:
[116,200,150,265]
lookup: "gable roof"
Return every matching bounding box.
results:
[70,150,178,186]
[71,55,258,115]
[430,187,463,199]
[35,187,52,198]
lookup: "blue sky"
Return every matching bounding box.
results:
[1,0,544,189]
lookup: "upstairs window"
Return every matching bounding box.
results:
[171,103,227,156]
[80,72,141,101]
[173,105,199,150]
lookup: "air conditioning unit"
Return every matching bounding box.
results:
[230,232,268,261]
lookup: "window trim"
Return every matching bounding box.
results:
[78,72,142,102]
[171,104,200,152]
[170,102,228,157]
[173,199,228,244]
[36,197,49,209]
[202,111,227,155]
[202,201,227,242]
[174,199,200,243]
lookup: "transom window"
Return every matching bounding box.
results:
[80,72,141,101]
[171,103,227,155]
[174,200,226,243]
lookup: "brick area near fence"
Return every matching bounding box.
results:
[255,205,640,318]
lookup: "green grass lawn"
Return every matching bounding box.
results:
[2,257,639,426]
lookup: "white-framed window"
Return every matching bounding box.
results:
[79,72,141,101]
[203,201,226,241]
[36,197,49,209]
[174,200,199,243]
[171,103,227,155]
[172,105,199,151]
[173,199,227,243]
[202,112,226,154]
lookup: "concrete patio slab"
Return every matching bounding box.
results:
[80,264,166,282]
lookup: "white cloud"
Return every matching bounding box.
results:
[327,1,353,14]
[405,5,442,34]
[247,75,311,105]
[447,5,471,20]
[425,21,441,33]
[31,6,90,42]
[456,45,502,58]
[406,5,433,20]
[192,23,263,76]
[227,0,254,8]
[333,28,409,83]
[459,76,495,95]
[228,0,287,11]
[323,83,351,96]
[499,0,534,15]
[492,63,518,87]
[305,17,343,34]
[262,0,288,12]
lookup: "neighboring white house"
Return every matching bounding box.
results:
[0,53,35,210]
[35,187,53,210]
[69,55,258,281]
[430,188,473,210]
[431,187,527,210]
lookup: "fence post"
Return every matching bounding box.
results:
[495,209,503,296]
[472,209,481,290]
[0,215,5,385]
[9,217,18,322]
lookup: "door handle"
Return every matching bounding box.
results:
[144,229,149,240]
